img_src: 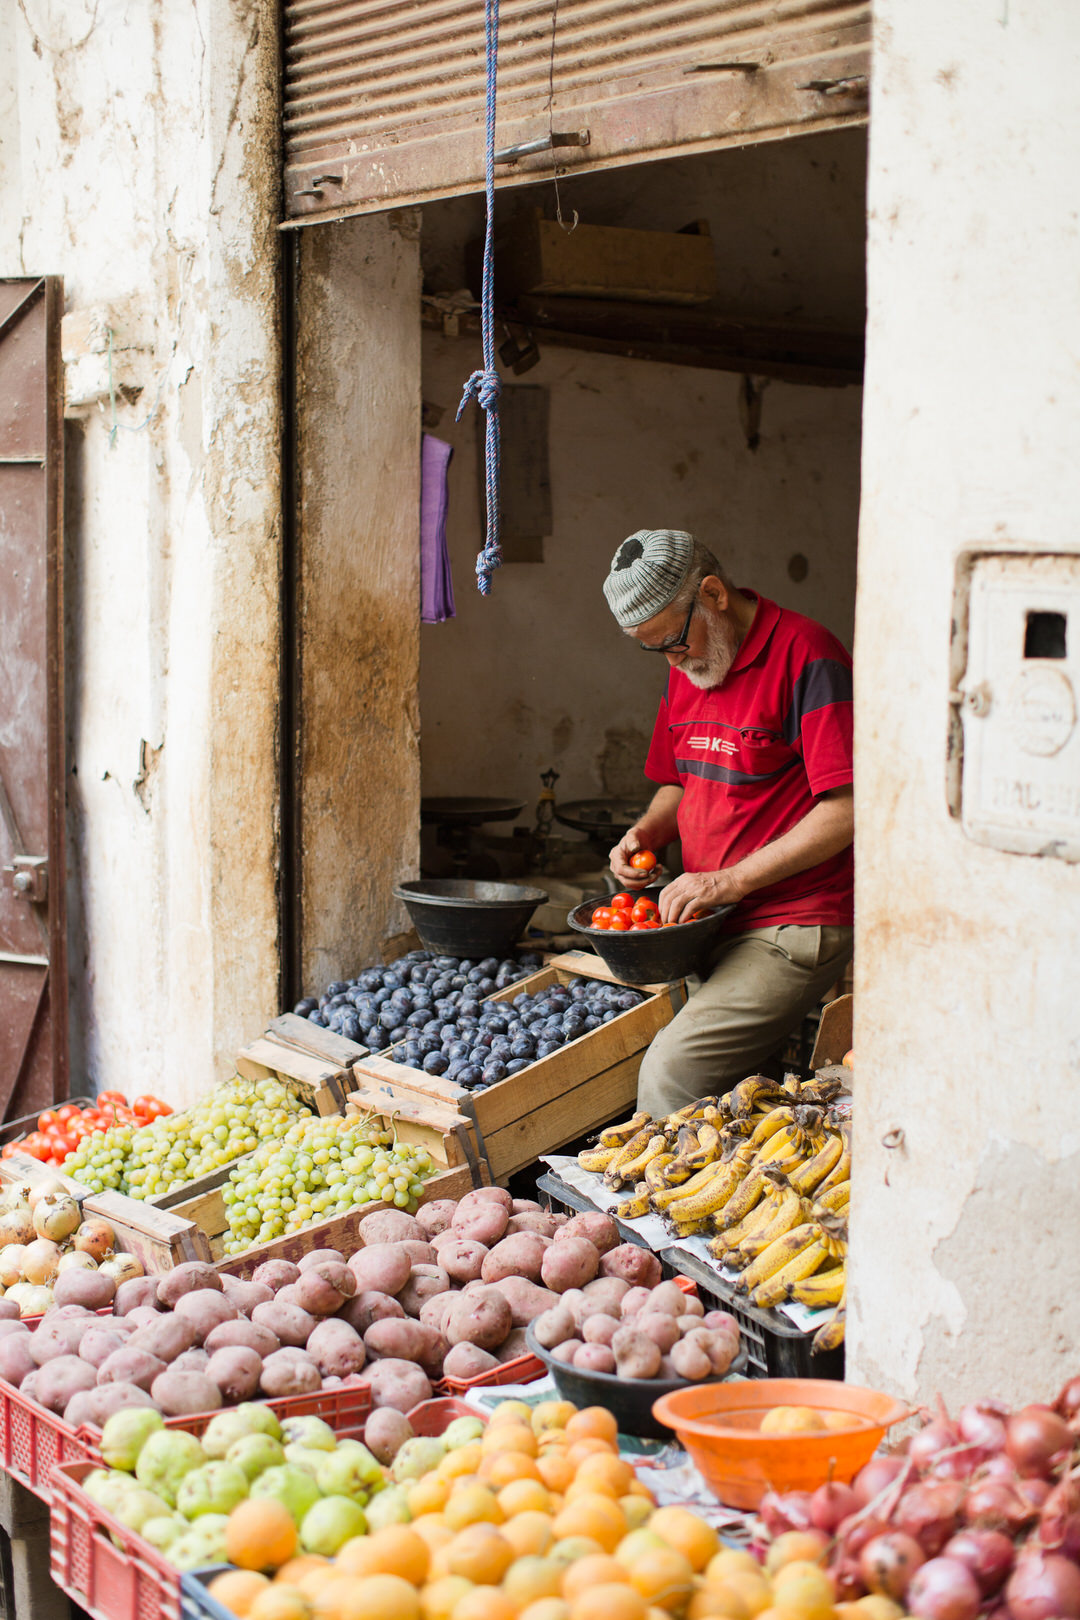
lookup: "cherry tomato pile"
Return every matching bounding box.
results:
[2,1092,172,1167]
[591,891,663,931]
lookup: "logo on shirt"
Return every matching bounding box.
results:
[689,736,740,756]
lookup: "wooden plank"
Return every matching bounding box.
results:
[0,1153,87,1199]
[266,1013,369,1067]
[810,994,853,1070]
[482,1052,642,1179]
[237,1038,341,1087]
[81,1189,211,1271]
[346,1089,469,1169]
[146,1159,234,1212]
[541,951,685,994]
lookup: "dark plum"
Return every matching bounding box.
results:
[423,1051,449,1075]
[293,997,318,1017]
[481,1061,508,1085]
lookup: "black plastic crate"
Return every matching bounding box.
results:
[180,1567,234,1620]
[536,1171,843,1383]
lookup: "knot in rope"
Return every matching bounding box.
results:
[456,366,501,417]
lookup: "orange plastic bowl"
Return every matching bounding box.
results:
[651,1378,910,1510]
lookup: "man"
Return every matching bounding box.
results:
[602,528,854,1117]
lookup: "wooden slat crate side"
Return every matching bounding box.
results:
[483,1051,643,1179]
[0,1153,88,1198]
[346,1090,472,1170]
[235,1040,349,1118]
[266,1012,369,1069]
[214,1164,478,1278]
[80,1189,212,1270]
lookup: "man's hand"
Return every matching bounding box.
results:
[609,829,654,888]
[658,868,746,924]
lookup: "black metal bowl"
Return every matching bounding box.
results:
[394,879,548,959]
[566,884,735,984]
[524,1323,748,1440]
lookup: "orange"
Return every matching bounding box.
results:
[411,1476,453,1515]
[769,1565,834,1620]
[502,1556,565,1607]
[491,1401,534,1425]
[452,1588,519,1620]
[709,1573,772,1619]
[441,1444,485,1481]
[249,1587,312,1620]
[325,1574,420,1620]
[646,1509,719,1575]
[482,1453,544,1489]
[498,1479,552,1518]
[627,1483,655,1503]
[552,1495,626,1554]
[549,1538,607,1565]
[520,1603,570,1620]
[276,1559,328,1586]
[447,1526,517,1586]
[562,1556,631,1602]
[482,1425,538,1459]
[531,1402,577,1436]
[626,1548,695,1614]
[567,1441,617,1469]
[227,1499,300,1572]
[754,1609,805,1620]
[574,1456,635,1498]
[764,1536,828,1577]
[421,1577,474,1620]
[570,1587,648,1620]
[502,1512,555,1559]
[619,1498,653,1532]
[704,1554,761,1585]
[689,1581,752,1620]
[298,1570,339,1602]
[336,1526,431,1586]
[446,1485,506,1530]
[209,1571,271,1616]
[413,1518,456,1555]
[615,1531,667,1568]
[564,1409,618,1446]
[537,1453,575,1494]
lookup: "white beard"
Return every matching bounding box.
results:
[678,614,742,689]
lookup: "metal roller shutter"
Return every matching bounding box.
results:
[283,0,870,224]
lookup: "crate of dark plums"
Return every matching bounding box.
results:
[350,951,688,1182]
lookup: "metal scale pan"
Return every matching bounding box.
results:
[552,797,652,840]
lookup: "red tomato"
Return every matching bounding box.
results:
[38,1110,58,1132]
[133,1094,170,1121]
[635,919,660,930]
[629,850,658,873]
[56,1103,82,1124]
[98,1091,127,1106]
[22,1133,50,1162]
[631,898,657,920]
[608,915,630,931]
[610,893,634,911]
[0,1144,17,1160]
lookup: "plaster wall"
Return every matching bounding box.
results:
[295,214,423,995]
[850,0,1080,1404]
[1,0,282,1106]
[420,134,865,817]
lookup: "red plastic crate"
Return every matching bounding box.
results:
[439,1351,546,1396]
[51,1459,182,1620]
[406,1395,481,1434]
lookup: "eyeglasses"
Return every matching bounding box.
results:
[638,597,696,653]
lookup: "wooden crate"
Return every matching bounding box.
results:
[490,211,716,305]
[351,952,687,1182]
[234,1012,367,1116]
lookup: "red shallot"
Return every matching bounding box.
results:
[1055,1377,1080,1422]
[963,1478,1035,1533]
[810,1480,859,1534]
[943,1529,1015,1597]
[906,1556,982,1620]
[837,1515,892,1559]
[758,1488,814,1537]
[911,1418,962,1472]
[1005,1406,1072,1478]
[853,1455,910,1508]
[896,1481,966,1556]
[959,1402,1009,1457]
[860,1531,926,1599]
[1004,1551,1080,1620]
[1037,1476,1080,1558]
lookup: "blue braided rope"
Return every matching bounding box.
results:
[456,0,502,595]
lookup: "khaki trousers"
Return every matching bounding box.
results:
[636,924,854,1119]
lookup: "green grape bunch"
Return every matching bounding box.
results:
[220,1111,435,1255]
[62,1078,311,1198]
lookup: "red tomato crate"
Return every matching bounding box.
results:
[51,1459,183,1620]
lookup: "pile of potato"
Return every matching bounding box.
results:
[532,1279,741,1381]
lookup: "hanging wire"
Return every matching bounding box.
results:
[455,0,502,595]
[547,0,578,232]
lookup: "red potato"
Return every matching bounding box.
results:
[442,1343,499,1381]
[219,1278,274,1317]
[203,1319,280,1359]
[619,1286,652,1320]
[703,1310,741,1334]
[297,1248,345,1272]
[581,1277,630,1316]
[440,1241,488,1285]
[496,1328,529,1363]
[489,1277,558,1329]
[251,1300,317,1349]
[582,1313,620,1347]
[550,1339,583,1364]
[173,1291,239,1341]
[63,1382,156,1429]
[294,1262,356,1318]
[356,1209,423,1246]
[128,1316,200,1364]
[259,1348,321,1397]
[398,1240,437,1268]
[363,1318,443,1365]
[541,1237,600,1294]
[0,1300,19,1321]
[573,1343,616,1374]
[250,1260,301,1292]
[481,1234,547,1285]
[611,1326,662,1380]
[79,1326,128,1370]
[600,1245,662,1290]
[0,1320,28,1342]
[534,1302,576,1348]
[504,1213,561,1238]
[418,1293,458,1337]
[679,1295,705,1318]
[669,1337,712,1381]
[338,1291,405,1337]
[173,1349,210,1375]
[554,1212,620,1255]
[30,1318,87,1365]
[97,1347,166,1392]
[205,1346,262,1402]
[151,1370,224,1414]
[443,1286,512,1350]
[367,1357,432,1413]
[306,1318,367,1378]
[364,1407,414,1464]
[0,1332,36,1387]
[348,1244,412,1298]
[643,1280,688,1316]
[156,1262,222,1308]
[53,1270,116,1311]
[450,1201,508,1247]
[636,1313,681,1354]
[415,1200,457,1240]
[456,1187,512,1214]
[397,1266,451,1317]
[123,1307,164,1332]
[511,1199,544,1215]
[114,1277,162,1316]
[35,1356,98,1415]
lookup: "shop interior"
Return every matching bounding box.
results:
[415,127,867,931]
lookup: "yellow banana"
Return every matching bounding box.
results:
[786,1266,846,1308]
[650,1159,725,1212]
[817,1212,848,1263]
[816,1131,851,1194]
[816,1178,851,1213]
[615,1181,654,1220]
[812,1303,846,1353]
[746,1106,799,1152]
[728,1076,787,1118]
[713,1183,785,1252]
[715,1134,809,1229]
[788,1130,845,1196]
[736,1221,819,1292]
[660,1162,742,1225]
[603,1124,656,1184]
[737,1186,809,1260]
[611,1132,670,1188]
[665,1097,717,1127]
[593,1112,651,1150]
[750,1239,831,1308]
[578,1145,620,1173]
[644,1152,677,1193]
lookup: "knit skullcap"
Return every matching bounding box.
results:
[602,529,695,627]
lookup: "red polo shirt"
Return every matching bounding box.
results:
[644,592,853,931]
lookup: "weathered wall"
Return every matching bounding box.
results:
[295,214,422,995]
[420,132,865,816]
[850,1,1080,1404]
[1,0,282,1105]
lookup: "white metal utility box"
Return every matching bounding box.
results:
[951,552,1080,861]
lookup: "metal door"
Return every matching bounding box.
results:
[0,278,67,1117]
[283,0,870,223]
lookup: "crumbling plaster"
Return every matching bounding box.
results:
[2,0,283,1105]
[850,0,1080,1405]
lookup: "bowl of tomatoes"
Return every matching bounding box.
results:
[566,883,736,984]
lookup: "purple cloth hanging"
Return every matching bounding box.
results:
[421,433,456,623]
